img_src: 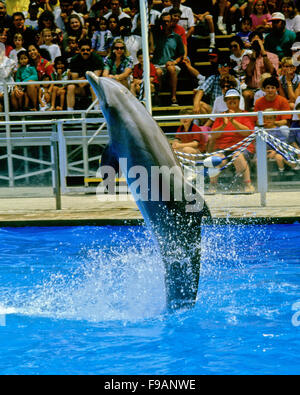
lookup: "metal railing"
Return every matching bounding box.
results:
[0,85,299,207]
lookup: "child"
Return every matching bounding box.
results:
[40,28,62,63]
[131,48,159,101]
[250,0,272,33]
[91,17,113,58]
[11,50,38,111]
[264,109,295,174]
[52,56,69,110]
[65,36,80,66]
[172,108,208,155]
[236,16,252,48]
[9,33,26,66]
[25,2,39,30]
[39,74,54,111]
[253,72,270,104]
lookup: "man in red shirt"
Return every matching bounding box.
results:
[208,89,256,193]
[254,76,291,126]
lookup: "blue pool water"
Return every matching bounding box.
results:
[0,223,299,375]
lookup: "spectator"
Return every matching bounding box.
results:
[11,50,39,111]
[38,74,54,111]
[67,39,104,111]
[52,56,69,110]
[64,35,80,64]
[162,0,195,40]
[0,44,16,113]
[172,108,208,155]
[242,30,279,110]
[170,8,187,57]
[254,76,291,126]
[207,89,256,194]
[279,57,300,109]
[55,0,84,33]
[193,56,239,115]
[10,12,36,46]
[0,27,13,57]
[130,48,159,100]
[37,10,63,47]
[205,47,222,77]
[250,0,272,33]
[151,12,185,106]
[264,12,296,60]
[119,17,142,65]
[88,0,110,21]
[253,72,271,103]
[40,28,62,63]
[265,0,279,14]
[107,15,121,40]
[103,38,133,89]
[91,16,113,57]
[104,0,131,21]
[27,43,54,80]
[190,1,215,49]
[236,16,253,49]
[204,75,246,129]
[264,110,295,174]
[25,2,39,30]
[62,14,88,51]
[229,35,252,90]
[9,32,25,66]
[0,0,12,30]
[280,0,300,34]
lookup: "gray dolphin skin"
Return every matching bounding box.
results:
[86,72,211,311]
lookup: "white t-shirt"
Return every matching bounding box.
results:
[40,43,61,63]
[123,35,142,65]
[286,15,300,33]
[162,5,195,33]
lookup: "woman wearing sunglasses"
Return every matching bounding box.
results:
[103,38,133,89]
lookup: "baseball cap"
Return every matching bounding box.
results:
[224,89,240,99]
[208,48,220,57]
[271,12,285,21]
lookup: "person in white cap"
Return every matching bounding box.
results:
[264,12,296,59]
[207,88,256,194]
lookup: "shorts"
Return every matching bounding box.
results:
[228,149,254,162]
[154,64,181,75]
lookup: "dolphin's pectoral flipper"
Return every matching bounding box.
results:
[100,144,120,178]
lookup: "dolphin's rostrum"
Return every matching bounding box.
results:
[86,73,211,310]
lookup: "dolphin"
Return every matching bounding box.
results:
[86,73,211,311]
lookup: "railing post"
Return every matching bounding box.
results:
[3,82,14,187]
[256,111,268,207]
[51,123,61,210]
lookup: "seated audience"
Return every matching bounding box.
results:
[280,0,300,34]
[151,12,185,106]
[11,50,39,111]
[9,32,26,66]
[264,12,296,60]
[207,89,256,194]
[254,76,292,126]
[52,56,69,110]
[131,48,159,101]
[91,16,113,58]
[242,30,279,110]
[39,74,54,111]
[250,0,272,33]
[236,16,252,48]
[103,38,133,89]
[172,108,208,155]
[67,39,104,111]
[279,57,300,109]
[104,0,131,21]
[162,0,195,40]
[40,28,62,63]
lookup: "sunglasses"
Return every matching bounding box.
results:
[114,46,125,50]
